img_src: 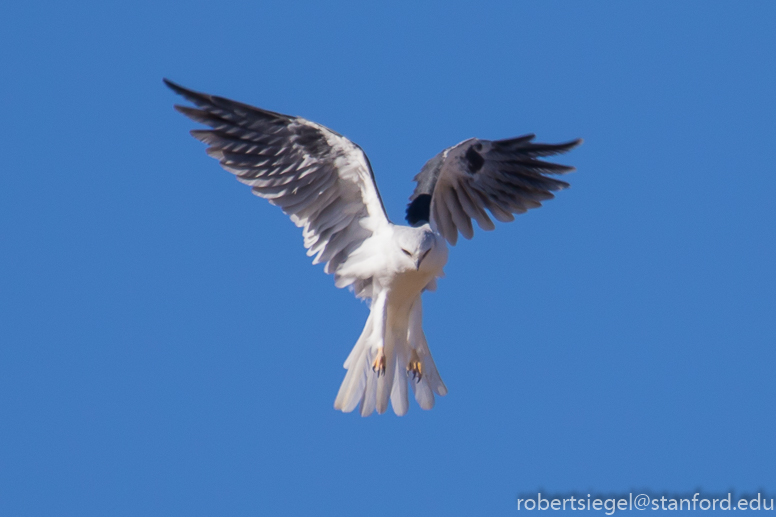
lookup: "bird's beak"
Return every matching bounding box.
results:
[415,249,431,270]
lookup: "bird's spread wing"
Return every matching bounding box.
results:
[406,135,582,245]
[165,79,390,294]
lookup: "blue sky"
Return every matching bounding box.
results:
[1,1,774,516]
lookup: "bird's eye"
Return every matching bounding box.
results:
[401,249,412,256]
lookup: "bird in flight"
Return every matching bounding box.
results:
[165,79,581,416]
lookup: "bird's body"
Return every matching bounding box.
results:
[165,79,580,416]
[334,222,449,415]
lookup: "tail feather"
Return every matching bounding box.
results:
[410,376,434,410]
[375,334,396,414]
[335,296,446,416]
[334,312,374,412]
[333,305,387,416]
[343,313,373,370]
[390,338,410,416]
[408,298,447,409]
[360,365,378,416]
[419,344,447,397]
[334,345,369,413]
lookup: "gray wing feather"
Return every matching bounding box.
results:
[406,134,581,244]
[165,79,389,293]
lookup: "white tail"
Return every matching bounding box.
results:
[334,299,447,416]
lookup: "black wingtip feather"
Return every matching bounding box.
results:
[173,105,215,126]
[163,79,219,110]
[163,78,196,99]
[492,135,582,157]
[165,78,293,125]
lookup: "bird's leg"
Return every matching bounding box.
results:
[406,349,423,382]
[372,348,386,377]
[369,290,388,377]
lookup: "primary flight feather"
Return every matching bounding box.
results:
[165,79,581,416]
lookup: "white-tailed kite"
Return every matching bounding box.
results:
[165,79,581,416]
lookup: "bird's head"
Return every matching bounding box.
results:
[395,224,443,271]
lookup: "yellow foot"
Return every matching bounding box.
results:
[406,350,423,382]
[372,349,386,377]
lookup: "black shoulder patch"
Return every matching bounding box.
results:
[405,194,432,226]
[293,124,330,156]
[465,144,485,173]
